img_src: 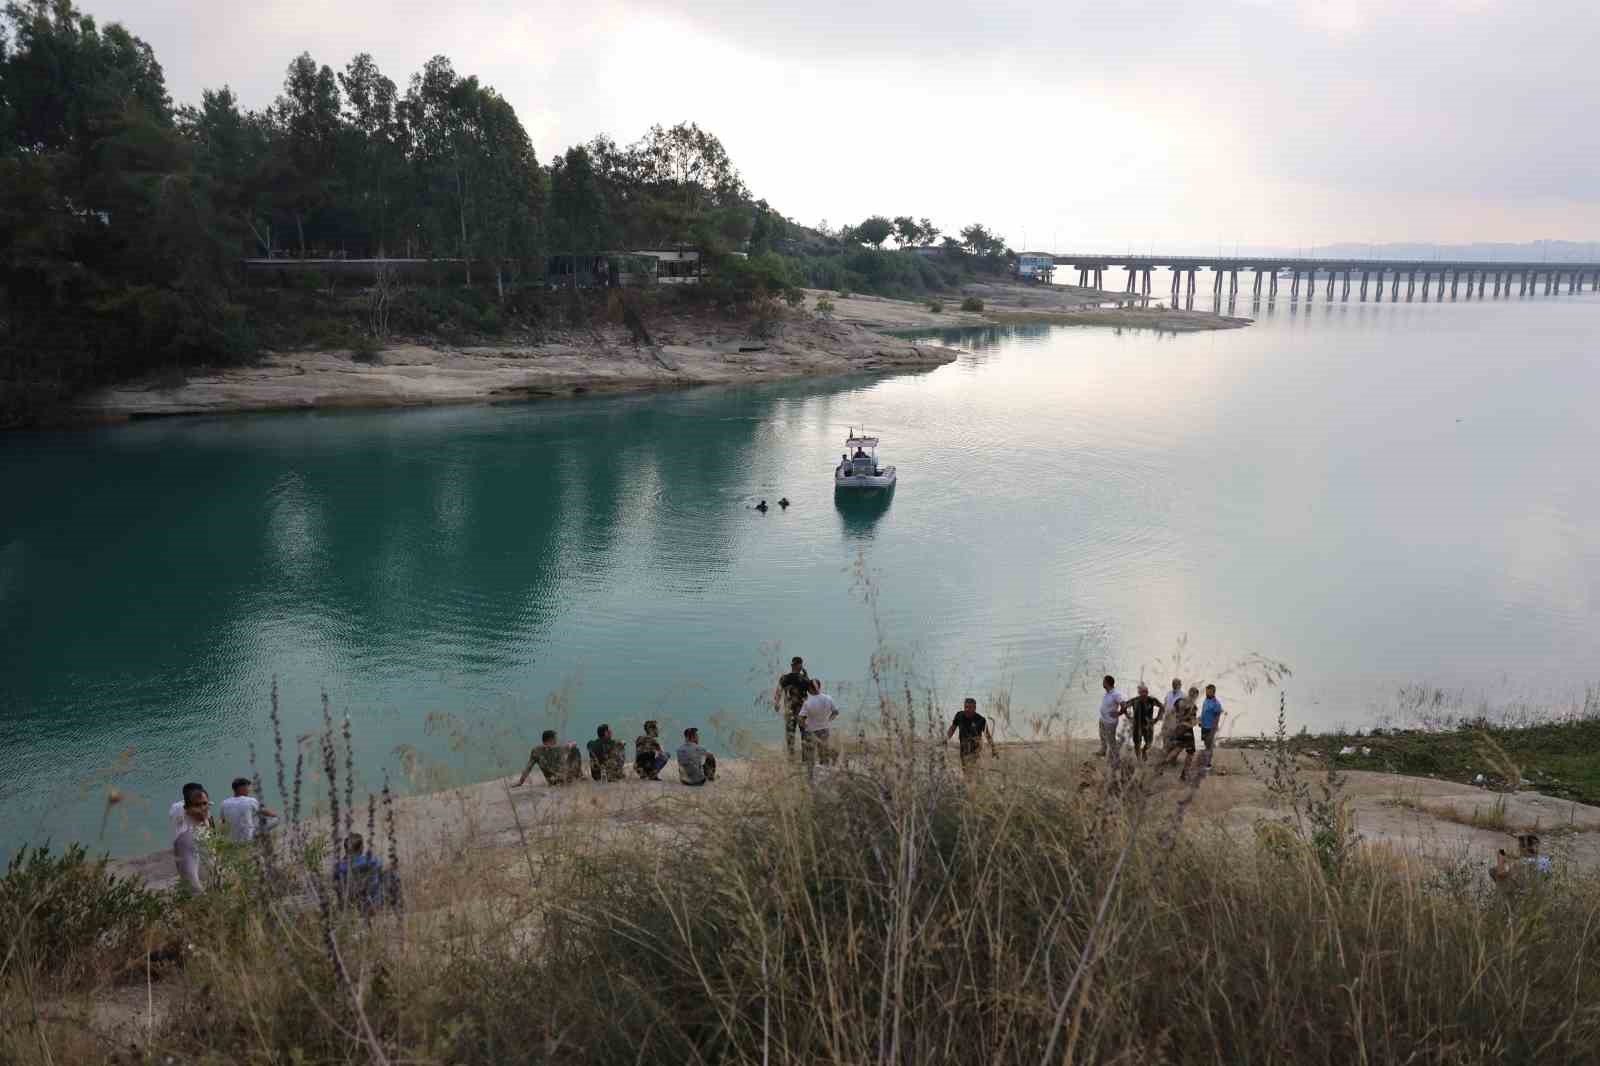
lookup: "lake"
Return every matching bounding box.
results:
[4,292,1599,858]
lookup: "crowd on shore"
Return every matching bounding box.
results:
[161,659,1560,894]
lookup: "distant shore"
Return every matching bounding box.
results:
[72,282,1245,423]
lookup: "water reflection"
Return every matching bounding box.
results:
[834,487,895,540]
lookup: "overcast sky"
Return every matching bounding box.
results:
[90,0,1600,250]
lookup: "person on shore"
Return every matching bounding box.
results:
[169,782,210,841]
[677,727,717,786]
[513,731,584,787]
[220,777,278,843]
[799,679,840,770]
[1161,678,1183,743]
[1126,684,1163,761]
[1492,833,1553,885]
[587,724,626,782]
[634,720,668,780]
[1200,684,1225,765]
[1160,687,1201,779]
[945,697,997,776]
[333,833,390,913]
[1097,676,1128,764]
[173,787,212,894]
[774,656,811,758]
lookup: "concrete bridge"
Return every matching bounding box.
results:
[1048,254,1600,307]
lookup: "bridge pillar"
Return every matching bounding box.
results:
[1229,270,1238,299]
[1391,272,1401,301]
[1568,272,1577,295]
[1171,270,1181,305]
[1144,268,1153,298]
[1450,272,1460,300]
[1252,269,1263,300]
[1359,271,1368,301]
[1325,270,1335,301]
[1213,269,1223,302]
[1375,271,1385,302]
[1290,271,1299,301]
[1476,272,1485,298]
[1406,272,1415,301]
[1268,270,1277,301]
[1341,271,1351,301]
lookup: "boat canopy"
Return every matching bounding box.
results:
[844,430,879,450]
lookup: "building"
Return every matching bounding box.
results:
[634,249,703,285]
[1016,253,1056,283]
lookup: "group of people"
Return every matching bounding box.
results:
[1098,675,1225,779]
[169,777,390,906]
[512,721,719,788]
[773,657,844,770]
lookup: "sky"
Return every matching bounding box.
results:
[85,0,1600,251]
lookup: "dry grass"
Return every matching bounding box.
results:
[7,692,1600,1065]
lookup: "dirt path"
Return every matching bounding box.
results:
[816,281,1251,333]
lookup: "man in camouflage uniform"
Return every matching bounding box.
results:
[587,723,626,782]
[773,656,811,758]
[634,720,668,780]
[514,730,583,787]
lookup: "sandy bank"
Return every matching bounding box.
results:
[75,313,957,421]
[111,740,1600,891]
[818,280,1251,334]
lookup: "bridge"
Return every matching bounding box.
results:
[1045,254,1600,307]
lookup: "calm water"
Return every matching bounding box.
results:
[4,294,1599,858]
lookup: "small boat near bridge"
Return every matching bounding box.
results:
[834,430,897,491]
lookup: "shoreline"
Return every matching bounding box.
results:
[64,284,1247,425]
[108,736,1600,891]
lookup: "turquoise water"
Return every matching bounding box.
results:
[4,295,1599,858]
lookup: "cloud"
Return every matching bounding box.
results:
[77,0,1600,243]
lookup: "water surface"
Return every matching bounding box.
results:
[4,294,1598,857]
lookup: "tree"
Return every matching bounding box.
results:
[916,217,940,247]
[857,215,893,249]
[959,222,1007,258]
[178,86,274,254]
[271,52,341,256]
[338,53,406,256]
[891,216,922,247]
[548,144,613,259]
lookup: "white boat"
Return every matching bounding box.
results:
[834,430,897,490]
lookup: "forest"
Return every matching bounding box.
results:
[0,0,1012,423]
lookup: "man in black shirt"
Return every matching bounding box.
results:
[1125,683,1164,760]
[773,656,811,758]
[945,697,997,776]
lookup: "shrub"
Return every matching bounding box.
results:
[349,333,385,364]
[928,298,944,313]
[960,295,984,312]
[0,844,172,990]
[782,286,805,309]
[814,294,836,316]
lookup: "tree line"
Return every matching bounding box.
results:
[0,0,1013,422]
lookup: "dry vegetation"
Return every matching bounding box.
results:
[5,684,1600,1066]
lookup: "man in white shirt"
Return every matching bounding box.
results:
[798,679,840,770]
[1097,675,1128,766]
[1160,678,1183,742]
[173,787,212,893]
[219,777,278,843]
[169,782,210,841]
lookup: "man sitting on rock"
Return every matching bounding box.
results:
[676,727,718,786]
[513,730,584,787]
[587,723,626,782]
[634,720,668,780]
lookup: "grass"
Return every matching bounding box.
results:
[1228,710,1600,805]
[5,685,1600,1065]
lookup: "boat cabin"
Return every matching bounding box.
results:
[841,434,881,477]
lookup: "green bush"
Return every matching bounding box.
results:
[814,294,835,316]
[961,295,984,312]
[0,844,172,990]
[349,333,385,364]
[928,298,944,313]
